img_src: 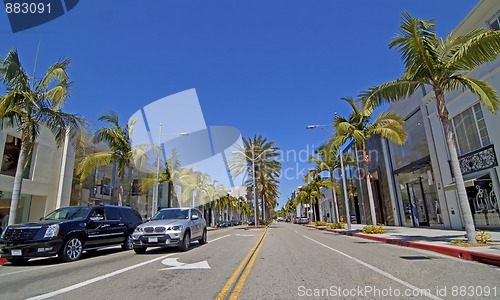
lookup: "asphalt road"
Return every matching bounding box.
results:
[0,222,499,300]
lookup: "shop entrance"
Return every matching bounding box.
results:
[405,178,429,226]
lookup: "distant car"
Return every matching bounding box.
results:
[131,208,207,253]
[0,205,143,265]
[277,217,283,222]
[285,217,291,222]
[230,220,240,226]
[299,217,309,224]
[217,220,229,227]
[248,218,255,226]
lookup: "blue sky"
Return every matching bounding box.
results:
[1,0,478,208]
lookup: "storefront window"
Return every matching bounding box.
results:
[467,174,500,227]
[1,135,32,179]
[0,192,32,228]
[452,103,491,156]
[395,165,440,227]
[389,111,429,170]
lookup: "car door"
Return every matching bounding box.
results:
[189,209,202,239]
[104,207,128,244]
[85,207,108,246]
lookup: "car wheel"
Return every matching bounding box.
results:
[133,247,147,254]
[7,258,29,265]
[121,233,133,250]
[198,228,207,245]
[178,231,190,252]
[59,236,84,262]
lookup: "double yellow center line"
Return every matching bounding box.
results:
[216,228,268,300]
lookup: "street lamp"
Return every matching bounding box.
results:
[306,124,352,230]
[152,125,189,217]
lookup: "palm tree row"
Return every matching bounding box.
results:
[306,13,499,243]
[229,135,282,225]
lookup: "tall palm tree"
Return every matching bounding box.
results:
[76,113,146,206]
[229,135,281,225]
[308,145,343,222]
[0,50,84,225]
[361,12,500,242]
[334,97,407,225]
[295,183,320,222]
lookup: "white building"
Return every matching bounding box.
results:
[0,126,75,224]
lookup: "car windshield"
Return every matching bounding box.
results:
[43,207,92,221]
[152,209,189,220]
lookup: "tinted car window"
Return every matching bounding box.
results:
[43,207,91,221]
[120,207,142,223]
[105,207,121,220]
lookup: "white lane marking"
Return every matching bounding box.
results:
[208,234,230,243]
[160,258,210,270]
[303,235,443,300]
[235,234,255,237]
[25,254,175,300]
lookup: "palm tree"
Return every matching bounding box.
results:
[334,97,407,225]
[295,183,320,222]
[361,12,500,242]
[0,50,85,225]
[308,145,343,222]
[229,135,282,225]
[76,113,146,206]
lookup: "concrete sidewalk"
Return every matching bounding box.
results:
[307,224,500,267]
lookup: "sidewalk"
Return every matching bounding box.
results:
[306,224,500,267]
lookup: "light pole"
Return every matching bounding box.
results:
[152,123,163,218]
[306,124,351,230]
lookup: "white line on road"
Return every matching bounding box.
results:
[25,253,176,300]
[208,234,230,243]
[303,235,443,300]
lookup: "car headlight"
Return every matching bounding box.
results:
[171,225,183,231]
[0,226,8,239]
[44,224,60,238]
[134,227,144,233]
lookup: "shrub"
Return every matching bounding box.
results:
[362,224,385,234]
[475,230,492,244]
[315,221,330,227]
[451,238,464,244]
[259,219,272,226]
[330,222,347,229]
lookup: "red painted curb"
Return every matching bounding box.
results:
[0,258,7,265]
[322,228,500,267]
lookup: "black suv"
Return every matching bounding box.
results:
[0,205,142,264]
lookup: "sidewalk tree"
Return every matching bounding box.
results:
[361,12,500,242]
[333,97,406,225]
[0,50,85,225]
[76,113,146,206]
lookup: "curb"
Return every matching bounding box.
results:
[0,258,7,265]
[320,227,500,267]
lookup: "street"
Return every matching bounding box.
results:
[1,223,499,300]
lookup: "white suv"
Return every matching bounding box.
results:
[131,208,207,253]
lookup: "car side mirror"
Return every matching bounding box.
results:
[191,215,199,220]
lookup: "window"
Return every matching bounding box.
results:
[452,103,491,155]
[105,207,121,220]
[488,11,500,30]
[1,135,32,178]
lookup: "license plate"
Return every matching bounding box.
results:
[148,237,158,243]
[11,249,22,256]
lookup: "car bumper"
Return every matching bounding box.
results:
[132,232,182,247]
[0,238,63,259]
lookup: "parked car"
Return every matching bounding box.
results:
[299,217,309,224]
[248,218,255,226]
[276,217,283,222]
[285,217,291,222]
[230,220,240,226]
[217,220,229,227]
[131,208,207,253]
[0,205,143,265]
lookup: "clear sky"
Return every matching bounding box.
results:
[1,0,478,208]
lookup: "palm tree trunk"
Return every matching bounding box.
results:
[363,143,377,225]
[330,171,339,222]
[436,90,476,243]
[8,141,29,226]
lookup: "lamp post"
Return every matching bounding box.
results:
[306,124,351,230]
[152,123,163,218]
